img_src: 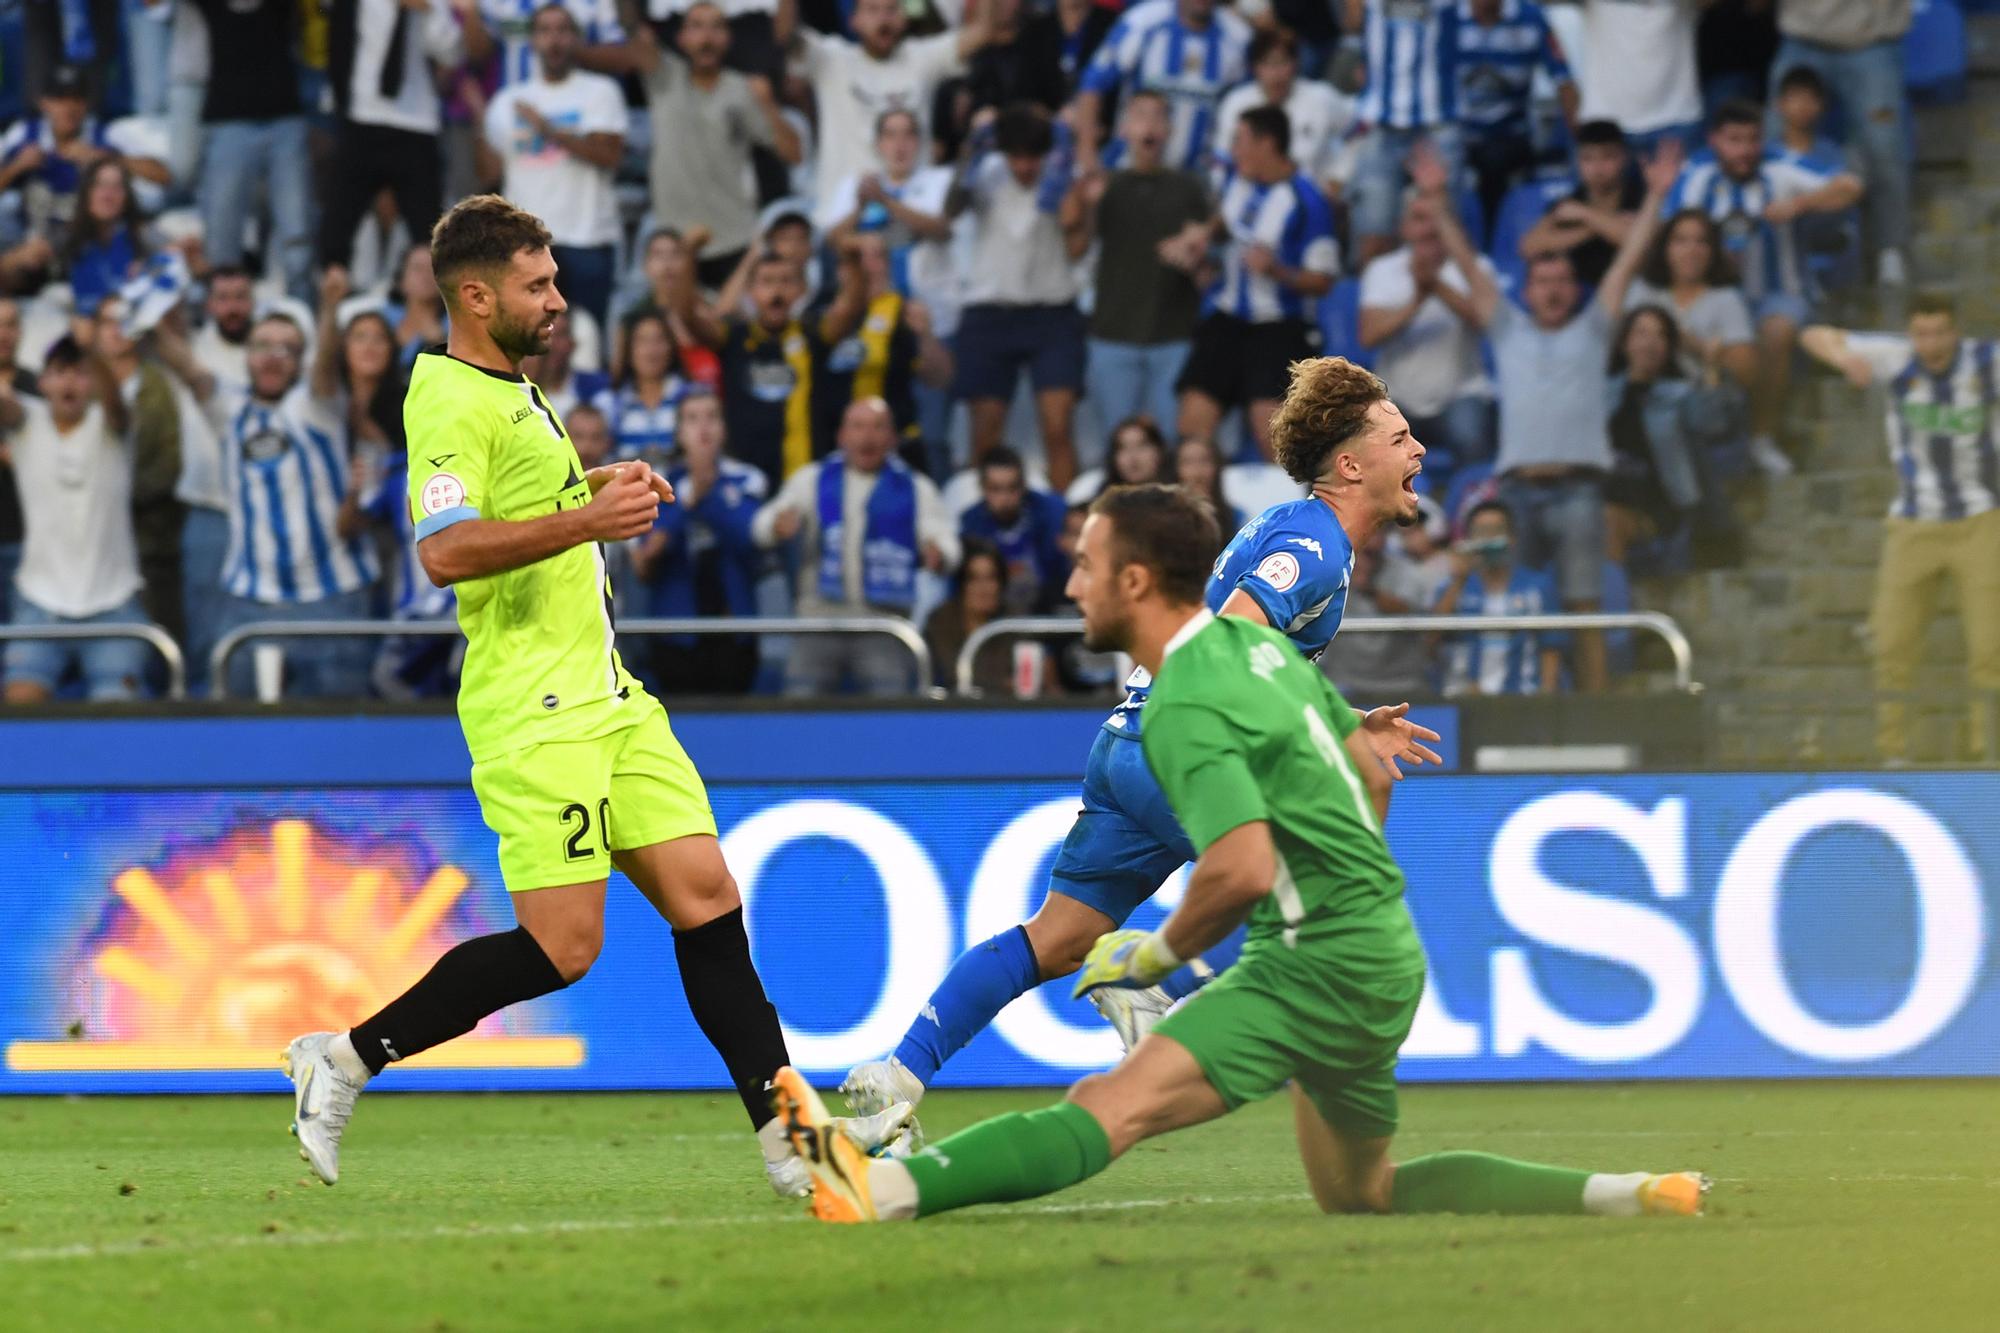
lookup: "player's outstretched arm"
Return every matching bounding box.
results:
[418,463,662,586]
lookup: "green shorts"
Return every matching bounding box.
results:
[1152,939,1425,1140]
[469,704,717,892]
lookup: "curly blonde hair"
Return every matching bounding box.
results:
[1268,357,1390,485]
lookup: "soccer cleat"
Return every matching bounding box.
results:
[767,1154,813,1199]
[771,1066,879,1223]
[1089,983,1175,1053]
[840,1058,927,1155]
[1637,1171,1711,1217]
[841,1101,919,1158]
[282,1033,366,1186]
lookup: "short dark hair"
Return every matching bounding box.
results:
[429,194,554,305]
[251,310,307,345]
[1247,26,1298,67]
[1574,119,1627,151]
[1125,88,1170,115]
[531,2,577,31]
[1463,500,1513,532]
[1776,65,1826,101]
[1088,484,1222,606]
[41,334,86,370]
[1709,98,1763,133]
[1238,103,1291,158]
[978,444,1025,480]
[1267,357,1390,486]
[995,102,1054,157]
[1910,292,1958,322]
[208,262,253,286]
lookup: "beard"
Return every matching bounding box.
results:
[1080,605,1132,655]
[492,306,552,362]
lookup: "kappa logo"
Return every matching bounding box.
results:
[1288,537,1325,559]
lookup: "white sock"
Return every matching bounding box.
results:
[866,1158,920,1222]
[755,1116,792,1167]
[1581,1171,1649,1218]
[328,1032,372,1084]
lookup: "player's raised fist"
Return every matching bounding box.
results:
[582,463,660,540]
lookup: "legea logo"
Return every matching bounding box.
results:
[724,788,1989,1073]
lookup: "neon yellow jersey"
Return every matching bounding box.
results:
[405,350,646,762]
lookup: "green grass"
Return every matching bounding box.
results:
[6,1082,1997,1331]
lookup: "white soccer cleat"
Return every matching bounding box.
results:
[767,1153,813,1199]
[1089,984,1176,1052]
[282,1032,366,1186]
[840,1058,927,1155]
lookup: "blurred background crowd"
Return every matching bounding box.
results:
[0,0,1977,736]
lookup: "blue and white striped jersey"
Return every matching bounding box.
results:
[1848,334,2000,523]
[213,384,381,604]
[1438,566,1562,696]
[1357,0,1458,130]
[1663,158,1828,303]
[1211,167,1341,324]
[592,379,693,465]
[1453,0,1569,139]
[1081,0,1253,173]
[0,116,115,201]
[478,0,625,88]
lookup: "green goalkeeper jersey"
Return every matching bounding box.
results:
[1141,610,1425,979]
[405,350,644,762]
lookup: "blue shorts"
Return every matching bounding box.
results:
[1047,728,1198,922]
[1753,290,1813,328]
[4,593,152,700]
[953,302,1088,402]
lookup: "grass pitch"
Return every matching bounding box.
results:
[6,1081,1996,1331]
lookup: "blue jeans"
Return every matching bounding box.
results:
[5,593,153,700]
[551,244,617,340]
[0,542,19,622]
[123,0,170,117]
[167,81,207,200]
[180,505,229,695]
[1085,337,1189,442]
[1498,472,1606,605]
[200,116,315,304]
[216,585,376,699]
[1767,37,1910,252]
[1623,122,1704,160]
[1350,124,1464,242]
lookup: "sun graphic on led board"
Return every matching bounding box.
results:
[5,819,582,1073]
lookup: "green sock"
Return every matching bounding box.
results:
[903,1102,1113,1219]
[1390,1152,1591,1215]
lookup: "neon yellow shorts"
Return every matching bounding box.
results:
[469,704,717,892]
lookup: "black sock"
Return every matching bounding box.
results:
[349,926,568,1075]
[674,907,792,1128]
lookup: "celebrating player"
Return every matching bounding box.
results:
[841,357,1442,1134]
[280,196,907,1197]
[775,484,1709,1223]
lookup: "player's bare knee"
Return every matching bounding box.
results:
[542,927,603,983]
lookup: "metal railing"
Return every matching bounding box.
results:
[0,622,188,700]
[209,615,932,699]
[954,612,1700,697]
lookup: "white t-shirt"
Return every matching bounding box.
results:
[1212,79,1359,186]
[484,72,628,247]
[10,398,143,618]
[1577,0,1701,135]
[961,155,1079,307]
[1358,248,1496,417]
[348,0,465,135]
[802,31,963,215]
[817,165,962,332]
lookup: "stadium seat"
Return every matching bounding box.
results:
[1905,0,1969,105]
[1320,278,1373,368]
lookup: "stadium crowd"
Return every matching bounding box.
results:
[0,0,1943,705]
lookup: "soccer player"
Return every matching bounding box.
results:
[841,358,1441,1131]
[280,196,907,1197]
[776,484,1710,1223]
